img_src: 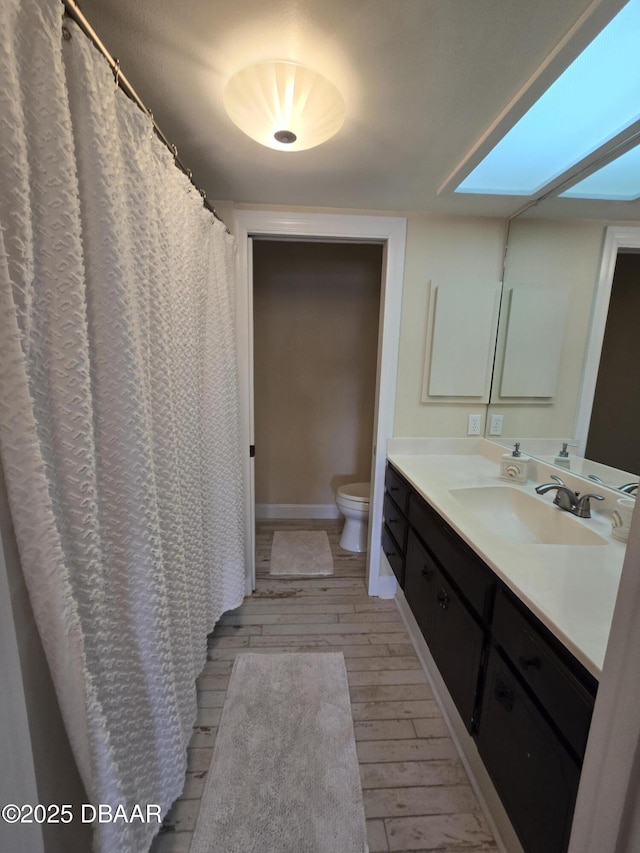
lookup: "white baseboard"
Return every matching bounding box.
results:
[394,588,525,853]
[255,503,342,520]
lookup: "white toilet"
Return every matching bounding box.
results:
[336,482,371,552]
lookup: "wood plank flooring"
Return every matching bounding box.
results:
[150,520,498,853]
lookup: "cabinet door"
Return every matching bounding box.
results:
[430,572,486,733]
[404,528,439,642]
[382,524,405,587]
[477,647,580,853]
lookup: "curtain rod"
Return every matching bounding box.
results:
[62,0,228,232]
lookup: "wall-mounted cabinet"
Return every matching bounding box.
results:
[421,281,501,403]
[495,287,569,400]
[384,462,597,853]
[416,265,577,433]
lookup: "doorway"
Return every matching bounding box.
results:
[252,240,383,519]
[585,251,640,473]
[233,211,408,597]
[576,225,640,458]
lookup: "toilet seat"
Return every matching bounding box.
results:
[337,482,370,504]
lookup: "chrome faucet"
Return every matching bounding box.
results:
[535,475,605,519]
[619,482,638,494]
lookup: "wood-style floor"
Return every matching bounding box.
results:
[151,520,498,853]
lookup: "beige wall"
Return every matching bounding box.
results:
[253,240,382,505]
[488,218,606,439]
[222,202,509,440]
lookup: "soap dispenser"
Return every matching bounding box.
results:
[499,442,530,484]
[554,442,571,469]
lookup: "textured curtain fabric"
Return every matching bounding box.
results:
[0,3,245,852]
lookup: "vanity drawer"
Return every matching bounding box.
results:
[385,464,410,515]
[383,493,408,552]
[382,524,405,587]
[492,589,595,760]
[409,492,495,623]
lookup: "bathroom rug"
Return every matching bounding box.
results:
[269,530,334,576]
[190,652,368,853]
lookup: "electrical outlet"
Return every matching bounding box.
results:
[467,414,482,435]
[489,414,504,436]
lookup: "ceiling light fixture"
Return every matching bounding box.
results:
[223,60,345,152]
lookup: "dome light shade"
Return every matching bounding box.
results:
[223,61,346,152]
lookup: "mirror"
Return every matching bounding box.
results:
[486,209,640,492]
[461,0,640,493]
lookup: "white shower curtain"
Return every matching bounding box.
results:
[0,2,245,852]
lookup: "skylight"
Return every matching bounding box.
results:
[560,144,640,200]
[455,0,640,196]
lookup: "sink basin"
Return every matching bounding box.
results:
[448,486,607,546]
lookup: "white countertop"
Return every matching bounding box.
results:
[387,439,628,678]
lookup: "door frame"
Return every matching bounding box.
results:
[575,225,640,454]
[233,209,407,596]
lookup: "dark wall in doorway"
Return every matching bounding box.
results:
[253,241,383,507]
[586,252,640,474]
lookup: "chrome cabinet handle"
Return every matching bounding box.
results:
[437,589,449,610]
[494,678,514,712]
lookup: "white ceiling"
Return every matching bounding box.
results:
[78,0,632,219]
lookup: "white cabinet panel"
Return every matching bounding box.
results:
[500,288,568,398]
[422,282,501,401]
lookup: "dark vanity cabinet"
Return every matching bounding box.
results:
[382,464,411,586]
[384,462,597,853]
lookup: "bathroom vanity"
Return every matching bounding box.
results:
[382,441,626,853]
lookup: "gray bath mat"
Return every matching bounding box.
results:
[269,530,334,576]
[190,652,368,853]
